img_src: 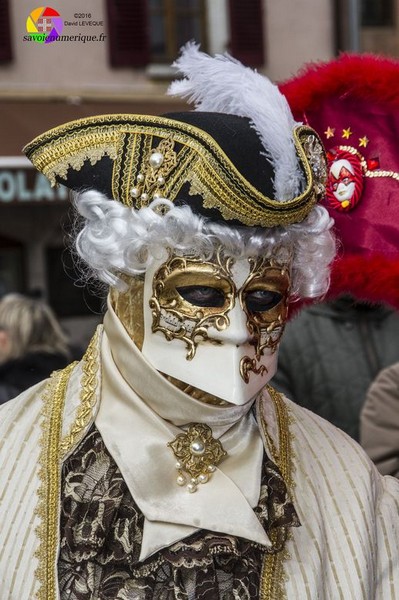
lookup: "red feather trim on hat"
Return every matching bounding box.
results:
[281,53,399,114]
[328,255,399,310]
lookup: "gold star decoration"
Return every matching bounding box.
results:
[359,136,369,148]
[342,127,353,139]
[324,126,335,139]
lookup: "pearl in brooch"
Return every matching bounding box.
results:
[167,423,227,493]
[176,474,186,486]
[190,439,205,455]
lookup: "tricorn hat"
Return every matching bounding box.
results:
[23,45,327,229]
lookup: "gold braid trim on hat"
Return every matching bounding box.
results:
[24,114,326,227]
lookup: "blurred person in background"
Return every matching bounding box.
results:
[0,293,71,404]
[272,294,399,440]
[361,360,399,478]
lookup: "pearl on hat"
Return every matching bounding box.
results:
[149,152,164,168]
[130,187,139,198]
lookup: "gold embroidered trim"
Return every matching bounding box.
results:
[60,326,101,458]
[127,132,143,204]
[112,131,135,202]
[163,145,194,201]
[35,362,77,600]
[24,114,324,227]
[258,386,294,600]
[35,328,101,598]
[32,128,120,186]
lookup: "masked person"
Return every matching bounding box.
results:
[274,53,399,444]
[0,46,398,600]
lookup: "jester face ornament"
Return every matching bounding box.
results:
[141,248,291,405]
[326,148,364,211]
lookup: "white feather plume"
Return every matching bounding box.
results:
[168,43,304,201]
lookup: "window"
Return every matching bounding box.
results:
[106,1,265,68]
[228,0,265,66]
[0,237,24,296]
[334,0,396,54]
[106,0,150,67]
[361,0,394,27]
[0,0,12,63]
[149,0,207,63]
[106,0,207,67]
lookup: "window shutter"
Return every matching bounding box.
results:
[228,0,265,67]
[0,0,12,63]
[106,0,150,67]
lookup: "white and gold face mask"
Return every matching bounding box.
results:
[140,247,291,405]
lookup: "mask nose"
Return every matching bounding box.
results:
[210,303,250,345]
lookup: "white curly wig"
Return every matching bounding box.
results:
[73,190,336,301]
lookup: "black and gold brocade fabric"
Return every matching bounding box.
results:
[58,425,299,600]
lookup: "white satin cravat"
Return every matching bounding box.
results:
[95,302,277,560]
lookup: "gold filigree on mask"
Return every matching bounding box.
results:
[238,256,291,382]
[149,248,236,360]
[240,256,291,356]
[240,356,268,384]
[110,276,145,350]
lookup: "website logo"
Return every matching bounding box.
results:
[26,6,63,44]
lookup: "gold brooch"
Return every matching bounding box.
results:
[167,423,227,493]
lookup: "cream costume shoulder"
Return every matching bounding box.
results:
[282,396,399,599]
[0,323,398,600]
[0,338,100,600]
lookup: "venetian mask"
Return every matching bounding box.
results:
[141,248,291,405]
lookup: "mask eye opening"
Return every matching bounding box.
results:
[243,289,283,313]
[176,285,226,308]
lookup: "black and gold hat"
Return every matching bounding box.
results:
[23,46,327,228]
